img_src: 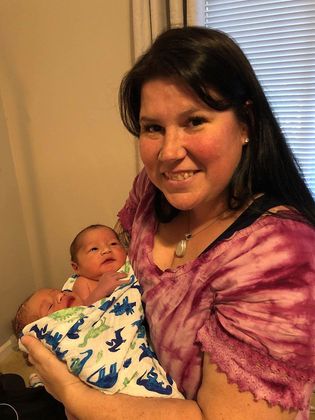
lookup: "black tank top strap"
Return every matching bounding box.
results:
[203,195,283,254]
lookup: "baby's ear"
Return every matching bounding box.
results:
[71,261,79,272]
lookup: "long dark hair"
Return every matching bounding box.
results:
[119,26,315,225]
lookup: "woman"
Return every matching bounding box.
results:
[22,27,315,420]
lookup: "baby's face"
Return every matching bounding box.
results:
[72,227,127,280]
[26,288,83,322]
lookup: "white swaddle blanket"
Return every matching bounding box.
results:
[20,262,183,399]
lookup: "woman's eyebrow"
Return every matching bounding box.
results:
[139,116,158,124]
[140,107,205,123]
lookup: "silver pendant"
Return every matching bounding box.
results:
[175,239,187,258]
[175,234,191,258]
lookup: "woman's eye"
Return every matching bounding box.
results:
[188,116,206,127]
[141,124,162,134]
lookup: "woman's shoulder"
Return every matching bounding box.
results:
[252,207,315,245]
[219,210,315,268]
[202,197,315,259]
[123,169,155,208]
[117,169,155,233]
[195,205,315,294]
[129,168,154,201]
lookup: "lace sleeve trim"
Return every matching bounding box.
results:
[197,317,314,411]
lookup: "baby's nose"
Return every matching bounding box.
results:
[55,292,64,304]
[101,246,110,254]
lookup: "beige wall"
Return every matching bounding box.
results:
[0,0,137,345]
[0,95,35,345]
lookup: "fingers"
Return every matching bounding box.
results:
[20,336,39,366]
[20,335,42,353]
[20,335,54,365]
[21,334,48,351]
[100,271,127,282]
[116,274,130,285]
[119,280,130,286]
[21,336,82,403]
[116,272,128,280]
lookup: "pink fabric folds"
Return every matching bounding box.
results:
[118,169,315,418]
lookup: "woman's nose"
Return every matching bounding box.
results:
[158,128,186,162]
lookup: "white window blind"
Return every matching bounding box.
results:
[205,0,315,196]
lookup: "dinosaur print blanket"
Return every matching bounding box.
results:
[20,264,183,399]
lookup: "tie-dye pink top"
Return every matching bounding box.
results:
[118,170,315,419]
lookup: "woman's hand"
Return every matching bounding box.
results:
[20,335,82,402]
[20,337,199,420]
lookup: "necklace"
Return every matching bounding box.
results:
[175,209,227,258]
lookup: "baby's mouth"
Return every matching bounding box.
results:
[102,258,115,265]
[62,294,75,308]
[66,297,75,307]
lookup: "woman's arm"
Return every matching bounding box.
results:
[197,354,296,420]
[20,336,296,420]
[21,335,199,420]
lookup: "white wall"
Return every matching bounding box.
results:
[0,95,35,345]
[0,0,137,345]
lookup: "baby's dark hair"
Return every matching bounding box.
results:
[70,224,120,263]
[12,292,35,339]
[12,292,36,366]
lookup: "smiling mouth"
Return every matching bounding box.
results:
[164,171,196,181]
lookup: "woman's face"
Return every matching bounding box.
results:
[139,78,248,216]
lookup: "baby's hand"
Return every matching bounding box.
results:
[84,271,129,305]
[98,271,129,296]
